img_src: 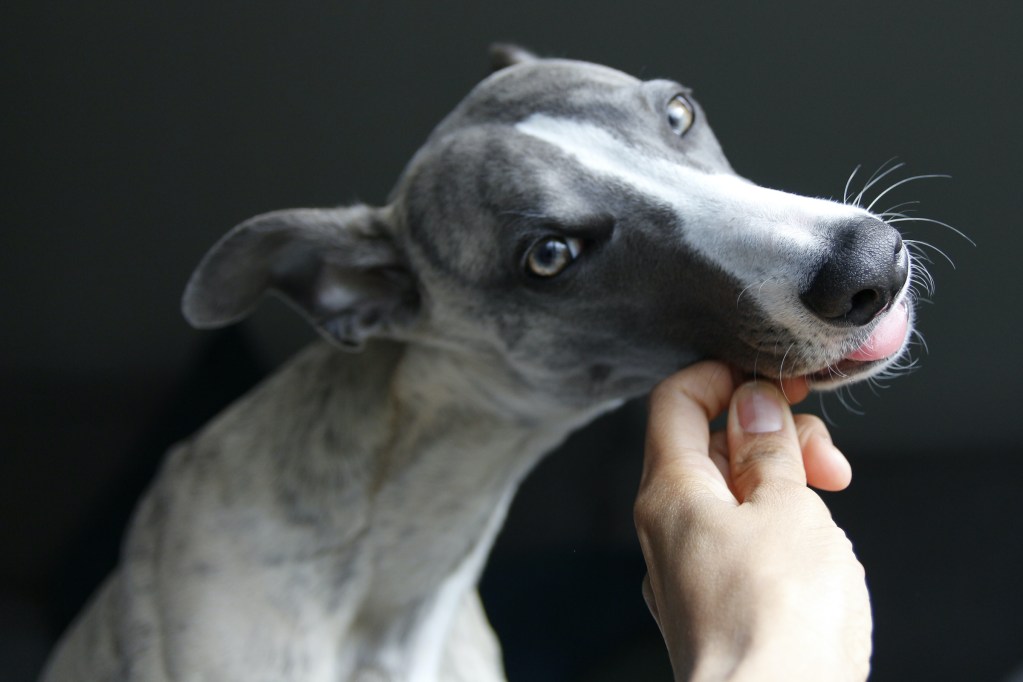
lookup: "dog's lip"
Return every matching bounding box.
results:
[804,302,910,384]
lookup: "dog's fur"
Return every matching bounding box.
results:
[42,46,914,681]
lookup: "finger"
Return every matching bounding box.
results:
[709,431,729,481]
[726,381,807,500]
[736,374,810,404]
[642,360,736,487]
[795,414,853,491]
[778,375,811,405]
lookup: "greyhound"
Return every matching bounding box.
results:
[42,45,916,682]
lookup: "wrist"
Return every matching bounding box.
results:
[681,635,864,682]
[682,644,804,682]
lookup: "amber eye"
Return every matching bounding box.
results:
[667,94,695,136]
[525,236,583,277]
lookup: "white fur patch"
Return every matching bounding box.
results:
[514,113,870,284]
[514,113,880,344]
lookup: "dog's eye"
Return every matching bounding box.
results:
[525,236,583,278]
[667,95,694,136]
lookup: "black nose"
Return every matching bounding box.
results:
[800,218,908,326]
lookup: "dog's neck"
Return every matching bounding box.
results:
[194,338,617,602]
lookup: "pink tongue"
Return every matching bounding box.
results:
[846,304,909,362]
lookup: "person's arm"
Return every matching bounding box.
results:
[634,361,871,682]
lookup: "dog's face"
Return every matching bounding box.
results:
[183,48,916,409]
[389,53,913,401]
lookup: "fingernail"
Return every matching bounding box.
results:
[737,384,784,433]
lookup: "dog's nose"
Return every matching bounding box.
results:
[800,218,908,326]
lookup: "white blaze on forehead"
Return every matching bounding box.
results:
[514,113,869,280]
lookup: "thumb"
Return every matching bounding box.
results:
[726,381,808,501]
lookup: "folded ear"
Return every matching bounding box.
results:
[489,43,539,72]
[182,205,419,350]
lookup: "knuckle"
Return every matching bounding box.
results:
[742,477,817,512]
[797,413,826,430]
[795,413,836,447]
[633,477,711,536]
[648,378,675,404]
[633,487,669,532]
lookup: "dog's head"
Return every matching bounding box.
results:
[183,46,917,408]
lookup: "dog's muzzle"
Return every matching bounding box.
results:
[794,216,913,384]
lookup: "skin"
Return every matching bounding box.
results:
[634,361,871,682]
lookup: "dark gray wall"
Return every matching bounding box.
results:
[3,2,1021,681]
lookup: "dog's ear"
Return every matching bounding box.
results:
[182,205,419,351]
[489,43,538,72]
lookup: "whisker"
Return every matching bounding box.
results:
[866,174,951,213]
[878,200,921,218]
[909,273,935,300]
[847,385,863,408]
[906,243,938,283]
[853,158,905,207]
[737,278,771,307]
[843,164,862,204]
[778,343,794,401]
[909,327,930,355]
[880,211,914,221]
[907,247,936,269]
[860,157,901,191]
[819,393,835,426]
[905,238,957,268]
[835,387,865,416]
[886,216,976,247]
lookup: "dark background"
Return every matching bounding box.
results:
[3,2,1022,680]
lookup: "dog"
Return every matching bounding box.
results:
[42,44,917,682]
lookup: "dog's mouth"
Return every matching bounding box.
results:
[804,300,911,388]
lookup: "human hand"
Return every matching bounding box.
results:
[634,361,872,682]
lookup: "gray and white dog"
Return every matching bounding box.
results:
[43,45,916,682]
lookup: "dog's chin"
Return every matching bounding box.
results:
[801,300,913,391]
[803,356,897,390]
